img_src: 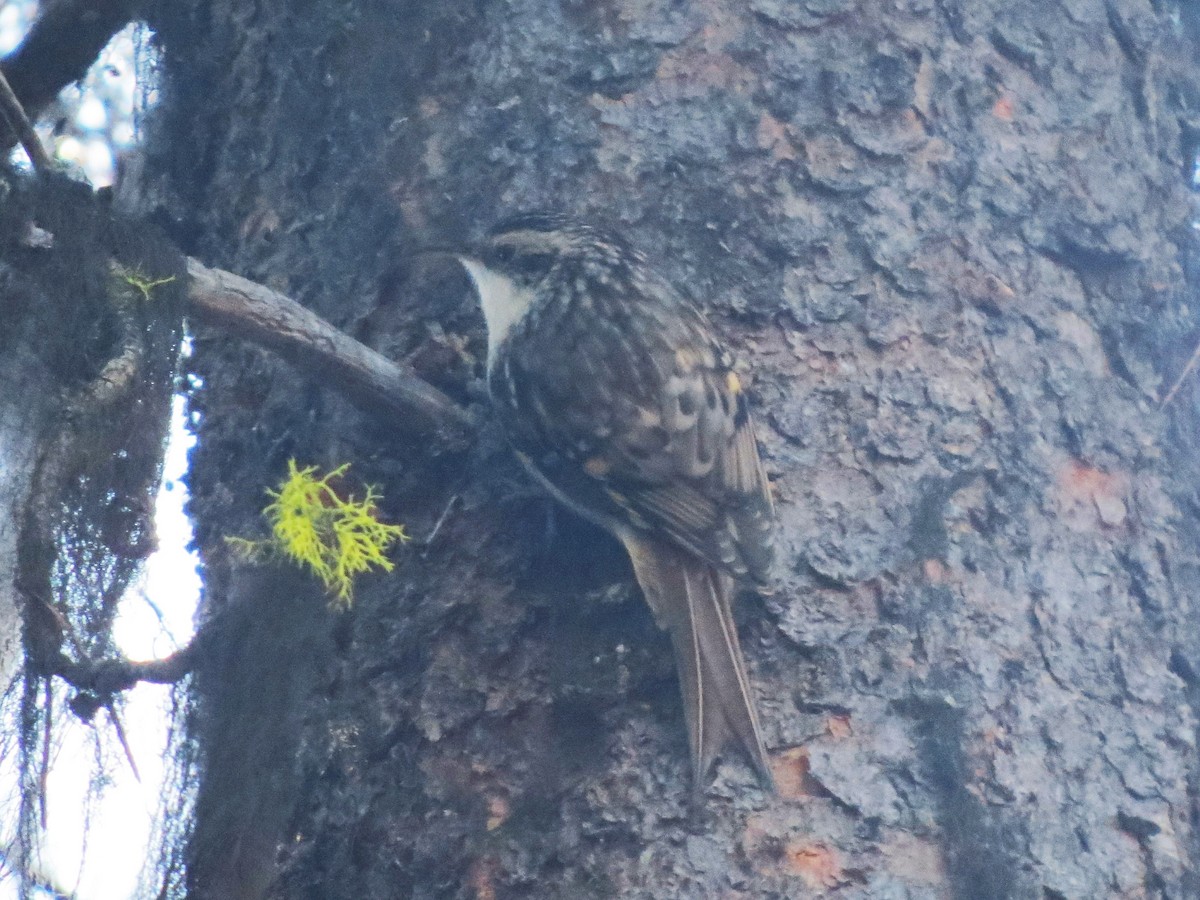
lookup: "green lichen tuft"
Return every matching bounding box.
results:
[227,460,409,608]
[112,263,176,303]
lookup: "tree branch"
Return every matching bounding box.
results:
[53,643,196,697]
[0,27,475,445]
[0,0,138,152]
[185,258,476,443]
[0,67,51,171]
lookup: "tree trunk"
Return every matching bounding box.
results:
[137,0,1200,896]
[0,218,61,685]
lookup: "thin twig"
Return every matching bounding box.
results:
[1159,338,1200,408]
[421,493,461,551]
[39,678,51,829]
[135,589,182,650]
[105,702,140,783]
[0,65,52,171]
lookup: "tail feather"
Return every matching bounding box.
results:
[623,536,774,791]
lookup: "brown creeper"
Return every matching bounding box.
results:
[458,215,775,790]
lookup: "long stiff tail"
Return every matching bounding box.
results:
[622,535,774,791]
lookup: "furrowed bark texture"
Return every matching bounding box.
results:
[140,0,1200,896]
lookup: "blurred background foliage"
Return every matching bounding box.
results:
[3,1,147,187]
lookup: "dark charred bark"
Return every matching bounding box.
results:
[135,0,1200,896]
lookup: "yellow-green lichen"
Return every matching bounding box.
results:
[227,460,409,607]
[112,263,176,303]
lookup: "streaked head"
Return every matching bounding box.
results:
[458,214,612,362]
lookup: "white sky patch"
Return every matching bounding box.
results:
[0,3,35,56]
[76,96,107,131]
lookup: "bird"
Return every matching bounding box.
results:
[456,214,775,791]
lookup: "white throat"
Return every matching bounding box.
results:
[459,258,537,364]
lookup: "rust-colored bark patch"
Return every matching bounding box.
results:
[923,558,949,583]
[757,112,797,161]
[827,714,852,739]
[468,856,498,900]
[785,842,844,889]
[771,746,812,800]
[1057,460,1129,529]
[771,745,840,801]
[992,94,1015,121]
[486,794,510,831]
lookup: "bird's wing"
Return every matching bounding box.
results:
[609,346,775,584]
[502,299,774,584]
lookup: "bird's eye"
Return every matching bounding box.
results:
[487,242,553,279]
[488,244,517,266]
[511,251,553,277]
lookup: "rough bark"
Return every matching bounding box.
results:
[0,196,61,687]
[138,0,1200,897]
